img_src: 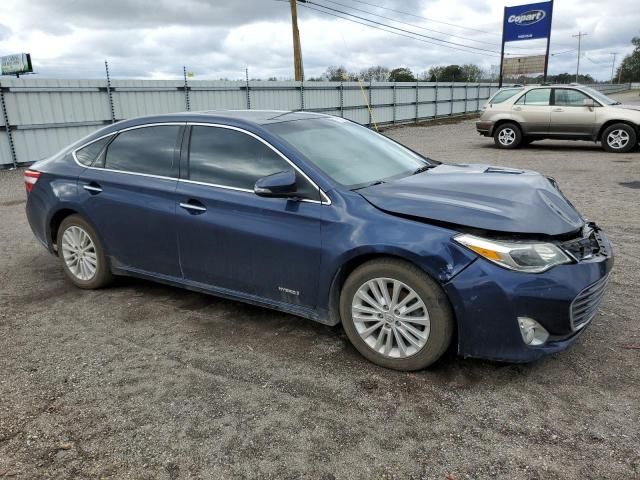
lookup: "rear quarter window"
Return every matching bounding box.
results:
[489,89,523,104]
[74,135,113,166]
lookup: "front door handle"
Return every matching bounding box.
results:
[552,107,564,112]
[180,200,207,213]
[83,183,102,194]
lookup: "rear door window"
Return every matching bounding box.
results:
[104,125,182,178]
[515,88,551,106]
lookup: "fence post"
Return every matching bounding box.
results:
[434,81,439,119]
[392,82,397,124]
[415,80,419,123]
[183,66,190,111]
[450,82,454,116]
[368,78,373,126]
[104,60,115,123]
[340,81,344,117]
[464,82,468,114]
[300,78,305,111]
[245,67,251,110]
[0,79,18,168]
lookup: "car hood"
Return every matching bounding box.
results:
[612,104,640,112]
[358,164,585,236]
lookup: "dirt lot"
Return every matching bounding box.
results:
[1,91,639,479]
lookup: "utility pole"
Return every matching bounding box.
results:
[289,0,304,81]
[572,32,587,83]
[609,52,617,84]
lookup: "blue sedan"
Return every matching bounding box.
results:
[24,111,613,370]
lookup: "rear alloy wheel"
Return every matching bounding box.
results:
[493,123,523,149]
[57,215,113,289]
[340,259,454,371]
[601,123,637,153]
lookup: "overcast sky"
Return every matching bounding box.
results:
[1,0,638,81]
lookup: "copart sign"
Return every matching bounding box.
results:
[503,2,552,42]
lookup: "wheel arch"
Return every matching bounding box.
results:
[490,118,522,136]
[597,119,639,142]
[49,208,79,254]
[327,252,458,339]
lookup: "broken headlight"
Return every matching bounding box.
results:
[454,234,572,273]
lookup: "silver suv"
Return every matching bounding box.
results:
[476,84,640,153]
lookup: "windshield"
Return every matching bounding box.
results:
[488,88,523,104]
[581,87,619,105]
[265,117,427,188]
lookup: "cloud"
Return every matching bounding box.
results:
[0,0,638,80]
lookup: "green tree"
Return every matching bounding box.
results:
[615,37,640,82]
[427,65,465,82]
[460,64,482,82]
[388,67,416,82]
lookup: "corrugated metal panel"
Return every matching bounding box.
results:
[2,79,610,167]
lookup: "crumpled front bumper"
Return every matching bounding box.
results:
[443,231,614,362]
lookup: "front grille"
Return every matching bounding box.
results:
[570,275,610,331]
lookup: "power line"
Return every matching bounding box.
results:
[297,2,500,56]
[344,0,500,36]
[302,1,503,55]
[318,0,539,52]
[314,0,502,48]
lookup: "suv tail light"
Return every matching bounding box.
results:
[24,170,41,193]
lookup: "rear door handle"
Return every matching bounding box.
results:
[513,106,523,111]
[180,200,207,213]
[83,183,102,194]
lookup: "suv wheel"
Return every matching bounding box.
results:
[340,259,454,371]
[493,123,522,149]
[601,123,637,153]
[57,214,114,289]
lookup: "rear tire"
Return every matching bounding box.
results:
[57,215,113,289]
[601,123,637,153]
[493,123,523,149]
[339,258,454,371]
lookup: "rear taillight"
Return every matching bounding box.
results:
[24,170,41,193]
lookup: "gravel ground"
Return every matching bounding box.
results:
[1,91,639,479]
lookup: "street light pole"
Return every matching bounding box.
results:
[609,52,617,84]
[572,32,588,83]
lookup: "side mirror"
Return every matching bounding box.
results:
[254,170,298,198]
[583,98,596,107]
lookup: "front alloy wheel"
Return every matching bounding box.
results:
[352,278,430,358]
[340,259,454,371]
[602,123,637,153]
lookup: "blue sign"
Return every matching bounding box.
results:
[503,1,552,42]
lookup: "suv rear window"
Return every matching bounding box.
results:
[515,88,551,106]
[489,89,523,104]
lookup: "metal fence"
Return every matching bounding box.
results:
[0,78,632,168]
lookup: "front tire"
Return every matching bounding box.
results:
[57,214,113,289]
[601,123,637,153]
[493,123,522,149]
[339,259,454,371]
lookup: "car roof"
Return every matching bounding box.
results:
[109,110,329,132]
